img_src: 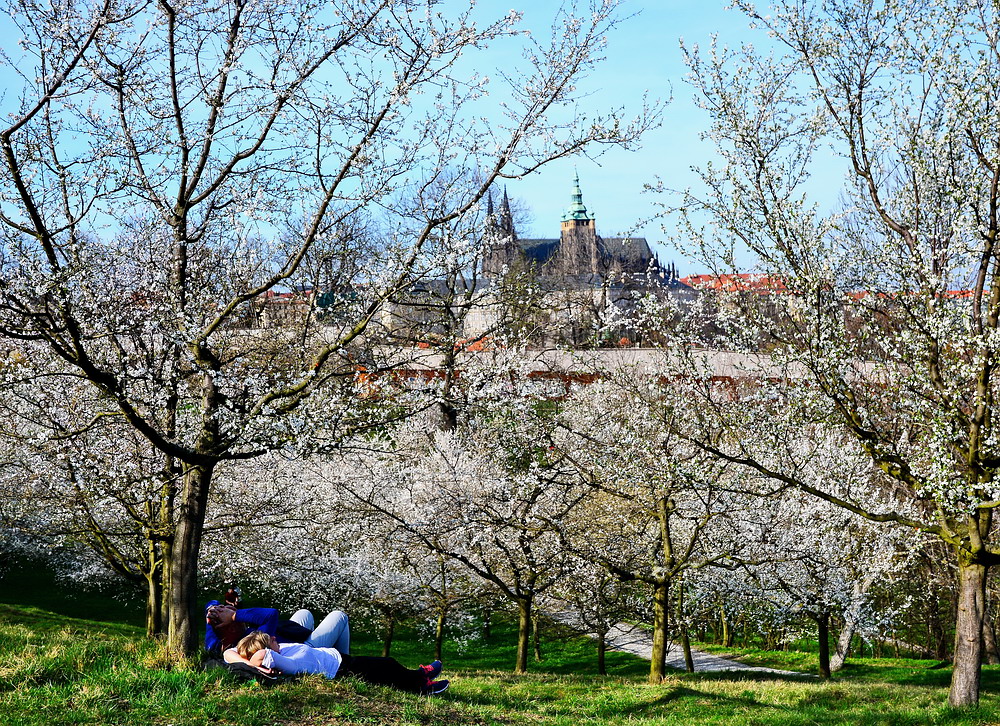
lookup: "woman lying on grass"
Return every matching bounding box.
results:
[225,630,450,695]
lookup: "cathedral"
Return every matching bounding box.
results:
[374,174,689,346]
[481,173,679,284]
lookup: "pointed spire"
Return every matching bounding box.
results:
[486,189,494,218]
[497,185,514,237]
[562,170,594,222]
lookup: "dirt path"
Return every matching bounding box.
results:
[604,623,814,677]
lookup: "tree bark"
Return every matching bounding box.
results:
[649,579,669,683]
[515,597,532,674]
[831,579,869,672]
[830,622,851,673]
[597,630,607,675]
[677,576,694,673]
[931,597,949,660]
[532,614,542,662]
[145,571,162,638]
[166,461,215,655]
[681,630,694,673]
[982,612,1000,665]
[817,611,831,679]
[434,609,446,661]
[720,603,732,647]
[160,539,172,637]
[949,560,988,707]
[381,615,395,658]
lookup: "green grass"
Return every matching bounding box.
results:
[0,559,144,627]
[2,568,1000,724]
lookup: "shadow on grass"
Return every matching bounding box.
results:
[353,620,651,680]
[0,559,143,627]
[834,660,1000,692]
[686,669,818,684]
[623,684,786,714]
[0,603,143,638]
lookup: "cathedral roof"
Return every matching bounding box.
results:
[516,236,655,271]
[598,237,655,268]
[517,238,561,265]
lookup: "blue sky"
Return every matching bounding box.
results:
[485,1,765,273]
[0,0,776,273]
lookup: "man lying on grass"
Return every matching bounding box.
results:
[204,591,344,656]
[225,630,450,696]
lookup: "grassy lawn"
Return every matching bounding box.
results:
[1,569,1000,725]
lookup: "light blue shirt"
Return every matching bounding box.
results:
[262,642,342,679]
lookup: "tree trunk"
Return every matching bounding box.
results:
[649,579,669,683]
[982,612,1000,665]
[434,609,446,661]
[482,602,492,640]
[145,571,163,638]
[381,615,395,658]
[949,560,988,707]
[681,630,694,673]
[597,630,607,675]
[436,348,458,431]
[719,603,732,647]
[532,614,542,662]
[930,599,949,660]
[677,577,693,672]
[515,597,532,674]
[160,543,172,637]
[817,612,831,679]
[983,583,1000,665]
[160,401,179,637]
[166,462,215,655]
[831,579,869,672]
[830,627,850,672]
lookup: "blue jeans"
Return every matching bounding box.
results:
[289,609,351,654]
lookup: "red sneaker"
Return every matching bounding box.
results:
[418,659,443,682]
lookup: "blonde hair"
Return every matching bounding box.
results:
[236,630,272,659]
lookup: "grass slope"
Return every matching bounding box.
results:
[2,604,999,726]
[0,567,998,725]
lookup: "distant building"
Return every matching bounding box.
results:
[481,173,682,286]
[459,174,695,346]
[257,175,694,347]
[680,273,788,294]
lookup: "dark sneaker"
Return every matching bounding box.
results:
[421,679,450,696]
[419,660,443,681]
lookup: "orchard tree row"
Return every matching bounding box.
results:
[0,353,971,683]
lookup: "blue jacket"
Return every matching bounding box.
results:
[204,601,312,654]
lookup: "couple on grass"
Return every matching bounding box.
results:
[205,587,449,696]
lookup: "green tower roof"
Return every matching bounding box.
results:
[561,171,595,222]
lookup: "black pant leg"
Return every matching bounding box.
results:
[337,654,426,693]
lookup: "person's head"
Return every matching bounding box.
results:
[224,586,242,608]
[236,630,272,659]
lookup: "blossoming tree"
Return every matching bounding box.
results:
[0,0,655,653]
[672,0,1000,703]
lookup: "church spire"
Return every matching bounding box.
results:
[562,170,595,222]
[481,186,518,278]
[497,186,514,237]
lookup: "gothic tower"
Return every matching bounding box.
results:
[549,172,600,277]
[481,187,520,277]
